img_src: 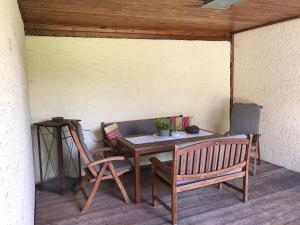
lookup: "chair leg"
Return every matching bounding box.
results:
[81,164,107,212]
[252,145,258,176]
[243,172,249,203]
[75,174,89,196]
[257,139,261,165]
[151,166,157,207]
[120,174,124,184]
[171,190,177,225]
[218,183,223,190]
[108,163,130,203]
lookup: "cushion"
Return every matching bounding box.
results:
[73,121,100,172]
[171,116,191,131]
[103,159,133,175]
[117,119,157,136]
[231,103,261,135]
[104,123,121,140]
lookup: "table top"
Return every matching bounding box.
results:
[117,129,222,154]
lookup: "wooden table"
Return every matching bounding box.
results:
[117,131,221,203]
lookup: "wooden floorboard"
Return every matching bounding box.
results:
[36,161,300,225]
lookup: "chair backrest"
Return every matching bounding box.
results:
[173,135,251,182]
[230,103,262,135]
[68,121,99,177]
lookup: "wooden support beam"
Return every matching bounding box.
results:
[24,23,231,41]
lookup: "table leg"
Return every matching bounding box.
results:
[134,153,141,203]
[78,150,82,178]
[56,127,65,194]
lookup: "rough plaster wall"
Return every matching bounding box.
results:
[0,0,35,224]
[26,37,230,180]
[234,19,300,172]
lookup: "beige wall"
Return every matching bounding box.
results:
[234,19,300,172]
[0,0,35,224]
[26,37,230,176]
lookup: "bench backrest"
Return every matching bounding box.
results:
[173,135,251,182]
[102,116,177,140]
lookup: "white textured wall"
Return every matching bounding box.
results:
[234,19,300,172]
[26,37,230,176]
[0,1,35,224]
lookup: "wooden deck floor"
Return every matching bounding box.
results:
[36,161,300,225]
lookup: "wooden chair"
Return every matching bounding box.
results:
[230,103,262,175]
[150,135,252,225]
[68,121,132,212]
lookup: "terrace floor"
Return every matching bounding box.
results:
[36,161,300,225]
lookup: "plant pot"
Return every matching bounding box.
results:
[158,129,170,137]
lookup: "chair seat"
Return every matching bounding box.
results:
[156,160,242,186]
[98,159,133,175]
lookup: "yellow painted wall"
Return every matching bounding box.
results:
[234,19,300,173]
[26,36,230,178]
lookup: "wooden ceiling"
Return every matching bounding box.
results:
[19,0,300,40]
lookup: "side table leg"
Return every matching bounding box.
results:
[37,126,44,191]
[56,127,65,194]
[134,153,141,203]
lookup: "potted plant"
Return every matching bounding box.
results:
[155,118,171,137]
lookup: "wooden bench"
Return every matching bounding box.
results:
[150,135,252,225]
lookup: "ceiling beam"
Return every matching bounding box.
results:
[25,23,231,41]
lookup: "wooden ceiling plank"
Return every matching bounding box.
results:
[19,0,300,40]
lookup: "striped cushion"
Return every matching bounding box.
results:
[171,116,191,131]
[104,123,121,140]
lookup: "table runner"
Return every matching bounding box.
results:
[125,130,213,145]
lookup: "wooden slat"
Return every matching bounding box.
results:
[199,148,205,174]
[186,151,192,175]
[229,144,235,167]
[180,153,186,175]
[217,145,224,170]
[240,144,246,163]
[193,149,199,174]
[205,147,213,172]
[177,172,245,193]
[211,145,219,171]
[223,144,230,169]
[235,144,241,165]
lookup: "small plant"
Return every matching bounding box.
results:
[155,118,171,130]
